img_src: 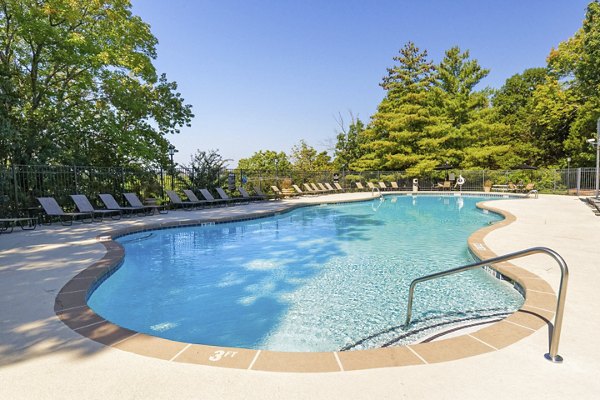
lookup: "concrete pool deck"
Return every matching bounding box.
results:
[1,192,599,399]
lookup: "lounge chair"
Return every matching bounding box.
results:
[216,187,246,204]
[310,183,327,193]
[355,182,366,191]
[367,182,377,190]
[378,182,389,191]
[302,183,319,195]
[99,193,145,216]
[390,182,399,190]
[180,189,211,208]
[167,190,205,209]
[271,186,284,198]
[124,193,168,215]
[71,194,122,221]
[317,183,333,193]
[508,182,518,192]
[0,217,36,233]
[199,189,228,206]
[238,187,265,201]
[37,197,93,225]
[334,182,344,191]
[253,186,271,199]
[289,184,306,196]
[324,183,339,192]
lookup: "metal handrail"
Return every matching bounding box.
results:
[371,187,381,197]
[404,247,568,363]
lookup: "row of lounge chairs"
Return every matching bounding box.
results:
[356,181,401,191]
[167,187,267,209]
[33,187,270,226]
[37,193,169,225]
[270,182,344,197]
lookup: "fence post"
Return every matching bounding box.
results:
[121,167,125,193]
[74,165,78,194]
[576,168,581,196]
[12,163,18,211]
[160,167,164,199]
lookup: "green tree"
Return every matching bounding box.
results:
[426,46,507,169]
[354,42,436,172]
[290,140,331,172]
[333,113,365,171]
[237,150,291,173]
[547,0,600,167]
[0,0,193,167]
[187,149,228,189]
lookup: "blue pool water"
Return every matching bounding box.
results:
[88,195,524,351]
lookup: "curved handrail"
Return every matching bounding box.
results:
[371,187,381,197]
[404,247,568,363]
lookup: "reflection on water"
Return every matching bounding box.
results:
[88,195,523,351]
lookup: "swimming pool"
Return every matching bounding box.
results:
[88,195,524,352]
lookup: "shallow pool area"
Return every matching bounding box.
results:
[87,195,524,351]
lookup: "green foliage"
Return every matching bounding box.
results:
[0,0,193,167]
[237,150,291,173]
[186,149,227,189]
[290,140,332,172]
[333,114,366,170]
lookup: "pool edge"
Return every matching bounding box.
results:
[54,194,556,373]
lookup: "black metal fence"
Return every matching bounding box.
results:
[0,164,597,216]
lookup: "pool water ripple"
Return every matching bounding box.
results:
[88,196,524,351]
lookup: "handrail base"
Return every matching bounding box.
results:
[544,353,563,363]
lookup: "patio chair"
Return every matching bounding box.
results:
[334,182,345,191]
[37,197,93,225]
[436,181,451,191]
[0,217,36,233]
[324,183,339,192]
[253,186,271,199]
[508,182,518,192]
[390,182,399,190]
[355,182,366,191]
[124,193,168,215]
[199,189,228,206]
[216,187,247,204]
[317,183,333,193]
[99,193,144,217]
[291,184,309,196]
[302,183,319,195]
[167,190,205,209]
[71,194,122,221]
[366,182,377,190]
[310,183,327,193]
[238,187,265,201]
[378,182,389,191]
[270,186,284,198]
[180,189,211,208]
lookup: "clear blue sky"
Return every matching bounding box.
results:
[131,0,591,167]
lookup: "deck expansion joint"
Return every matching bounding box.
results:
[502,319,536,331]
[169,343,191,362]
[406,345,428,364]
[333,351,344,371]
[247,350,261,370]
[73,319,106,331]
[112,332,140,347]
[468,334,498,351]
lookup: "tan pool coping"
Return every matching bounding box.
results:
[52,192,558,372]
